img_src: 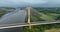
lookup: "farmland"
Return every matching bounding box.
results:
[25,7,60,32]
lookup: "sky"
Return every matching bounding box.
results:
[0,0,60,7]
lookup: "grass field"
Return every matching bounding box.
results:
[24,23,60,32]
[25,7,60,32]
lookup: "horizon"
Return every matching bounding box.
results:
[0,0,60,7]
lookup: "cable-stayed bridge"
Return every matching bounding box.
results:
[0,7,60,29]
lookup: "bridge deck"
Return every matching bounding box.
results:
[0,21,60,29]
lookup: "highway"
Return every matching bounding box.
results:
[0,21,60,29]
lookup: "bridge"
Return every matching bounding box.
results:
[0,21,60,29]
[0,7,60,29]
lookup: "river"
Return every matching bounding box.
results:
[0,8,27,32]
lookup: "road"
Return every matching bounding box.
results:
[0,21,60,29]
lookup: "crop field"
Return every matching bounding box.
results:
[25,7,60,32]
[30,7,60,22]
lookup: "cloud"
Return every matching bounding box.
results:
[46,0,60,4]
[0,0,47,7]
[0,0,60,7]
[0,0,47,5]
[19,0,47,4]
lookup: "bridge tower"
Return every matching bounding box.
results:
[27,5,31,29]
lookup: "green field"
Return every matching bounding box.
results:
[30,7,60,22]
[25,7,60,32]
[24,23,60,32]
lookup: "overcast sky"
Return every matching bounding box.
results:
[0,0,60,7]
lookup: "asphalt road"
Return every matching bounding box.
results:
[0,21,60,29]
